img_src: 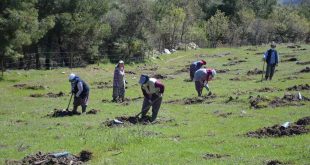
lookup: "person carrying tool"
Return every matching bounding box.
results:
[263,42,279,81]
[193,68,216,96]
[112,60,126,102]
[189,60,207,81]
[69,73,90,114]
[138,75,165,122]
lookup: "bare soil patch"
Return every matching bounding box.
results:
[282,57,298,62]
[300,67,310,73]
[174,67,189,74]
[47,109,100,117]
[165,93,216,105]
[246,116,310,138]
[229,76,253,81]
[93,81,112,89]
[266,160,285,165]
[125,70,136,74]
[287,84,310,91]
[217,69,230,73]
[13,84,46,90]
[30,91,65,98]
[210,52,231,58]
[296,61,310,65]
[256,87,282,92]
[287,44,301,48]
[103,116,175,127]
[223,60,246,66]
[202,153,230,159]
[5,150,92,165]
[247,68,264,75]
[102,97,143,105]
[249,93,309,109]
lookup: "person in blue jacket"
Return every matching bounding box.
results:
[189,60,207,81]
[69,73,90,113]
[263,42,279,81]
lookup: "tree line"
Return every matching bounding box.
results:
[0,0,309,72]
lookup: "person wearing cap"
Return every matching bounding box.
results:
[193,68,216,96]
[189,60,207,81]
[68,73,90,114]
[263,42,279,80]
[112,60,126,102]
[139,75,165,122]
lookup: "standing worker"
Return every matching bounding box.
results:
[189,60,207,81]
[69,73,90,114]
[193,68,216,97]
[112,60,126,102]
[138,75,165,122]
[263,42,279,81]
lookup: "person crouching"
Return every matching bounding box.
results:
[193,68,216,97]
[138,75,165,122]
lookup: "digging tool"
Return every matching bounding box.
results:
[135,96,162,118]
[261,60,265,82]
[66,93,73,110]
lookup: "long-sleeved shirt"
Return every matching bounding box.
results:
[141,78,165,99]
[191,61,204,70]
[264,49,279,65]
[193,69,213,83]
[71,77,89,98]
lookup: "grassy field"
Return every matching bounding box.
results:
[0,44,309,165]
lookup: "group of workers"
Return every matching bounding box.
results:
[68,42,278,122]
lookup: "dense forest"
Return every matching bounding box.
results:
[0,0,309,70]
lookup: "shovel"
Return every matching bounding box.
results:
[65,93,73,111]
[135,96,162,118]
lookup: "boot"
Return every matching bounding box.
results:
[72,106,79,114]
[82,105,87,114]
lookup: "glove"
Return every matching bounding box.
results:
[204,84,209,91]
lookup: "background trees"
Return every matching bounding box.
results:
[0,0,309,70]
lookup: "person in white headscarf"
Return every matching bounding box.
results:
[112,60,126,102]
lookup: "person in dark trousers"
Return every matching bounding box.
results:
[138,75,165,122]
[69,73,90,114]
[263,42,279,80]
[193,68,216,96]
[112,60,126,102]
[189,60,207,81]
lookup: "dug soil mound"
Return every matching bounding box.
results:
[247,68,264,75]
[30,91,65,98]
[102,97,143,105]
[249,93,309,109]
[229,76,252,81]
[6,150,92,165]
[287,84,310,91]
[104,116,175,127]
[246,116,310,138]
[256,87,281,92]
[165,93,216,105]
[296,61,310,65]
[202,153,230,160]
[300,67,310,73]
[13,84,46,90]
[93,81,112,89]
[125,70,136,74]
[217,69,230,73]
[47,109,100,117]
[223,60,246,66]
[266,160,284,165]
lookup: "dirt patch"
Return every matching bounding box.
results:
[246,116,310,138]
[102,97,143,104]
[103,116,175,127]
[152,74,168,79]
[223,60,246,66]
[93,81,112,89]
[30,91,65,98]
[210,52,231,58]
[249,95,270,109]
[296,61,310,65]
[300,67,310,73]
[202,153,230,159]
[217,69,230,73]
[225,96,239,103]
[287,44,301,48]
[13,84,46,90]
[47,109,100,117]
[229,76,252,81]
[125,70,136,74]
[282,57,298,62]
[266,160,285,165]
[287,84,310,91]
[183,79,192,82]
[247,68,264,75]
[214,110,233,118]
[256,87,281,92]
[249,93,309,109]
[174,67,189,74]
[165,93,216,105]
[6,150,92,165]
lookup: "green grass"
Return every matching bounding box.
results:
[0,44,310,164]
